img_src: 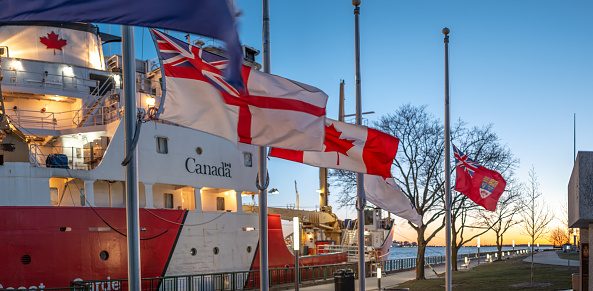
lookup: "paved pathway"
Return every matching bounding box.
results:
[279,251,575,291]
[523,250,580,267]
[282,257,490,291]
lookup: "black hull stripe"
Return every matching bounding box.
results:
[157,210,188,288]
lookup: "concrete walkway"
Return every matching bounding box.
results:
[282,257,490,291]
[522,250,580,267]
[279,251,574,291]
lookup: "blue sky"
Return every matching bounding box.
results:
[100,0,593,244]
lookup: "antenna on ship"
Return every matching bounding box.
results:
[295,180,299,210]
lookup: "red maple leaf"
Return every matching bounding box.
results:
[40,31,67,55]
[323,123,355,165]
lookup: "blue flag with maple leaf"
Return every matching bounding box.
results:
[0,0,244,88]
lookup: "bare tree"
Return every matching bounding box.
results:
[331,104,516,278]
[520,167,554,285]
[449,125,519,270]
[331,105,447,280]
[479,185,523,260]
[548,226,569,246]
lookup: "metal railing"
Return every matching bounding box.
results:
[319,244,373,262]
[29,144,89,170]
[70,250,528,290]
[10,109,82,130]
[0,288,88,291]
[72,262,357,291]
[1,61,99,96]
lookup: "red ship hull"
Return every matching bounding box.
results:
[0,206,185,289]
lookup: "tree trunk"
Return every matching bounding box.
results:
[415,228,427,280]
[497,233,503,260]
[531,241,534,285]
[451,245,459,271]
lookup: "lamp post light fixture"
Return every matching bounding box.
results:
[377,266,382,290]
[293,217,300,291]
[477,237,480,265]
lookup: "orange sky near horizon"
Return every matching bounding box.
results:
[390,217,571,247]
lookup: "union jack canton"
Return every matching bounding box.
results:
[453,145,481,177]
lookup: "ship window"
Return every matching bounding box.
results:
[243,152,252,167]
[100,251,109,261]
[50,187,59,206]
[21,254,31,265]
[190,248,197,256]
[80,189,86,206]
[247,246,252,253]
[164,193,174,209]
[213,247,219,255]
[156,137,168,154]
[216,197,225,211]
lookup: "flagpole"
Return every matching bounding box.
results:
[260,0,271,290]
[122,25,141,290]
[443,27,452,291]
[353,1,366,290]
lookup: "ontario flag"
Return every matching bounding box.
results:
[453,144,507,211]
[151,29,328,150]
[269,119,399,177]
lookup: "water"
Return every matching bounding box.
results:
[388,245,552,260]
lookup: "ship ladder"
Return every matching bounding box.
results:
[78,93,107,127]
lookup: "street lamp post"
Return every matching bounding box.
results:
[293,217,300,291]
[477,237,480,265]
[377,267,382,290]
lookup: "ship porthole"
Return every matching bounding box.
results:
[247,246,252,253]
[213,247,219,255]
[190,248,197,256]
[196,147,203,155]
[21,254,31,265]
[100,251,109,261]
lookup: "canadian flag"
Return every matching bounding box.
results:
[364,174,423,226]
[269,119,399,177]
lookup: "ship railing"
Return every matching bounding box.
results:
[10,109,83,130]
[29,144,89,170]
[319,244,374,262]
[9,105,119,131]
[0,65,98,96]
[72,75,118,127]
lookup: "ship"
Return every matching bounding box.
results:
[0,22,393,289]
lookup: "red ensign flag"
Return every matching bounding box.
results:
[453,144,507,211]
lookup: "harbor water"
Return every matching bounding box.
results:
[388,245,552,260]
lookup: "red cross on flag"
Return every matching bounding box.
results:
[269,119,399,177]
[151,29,328,150]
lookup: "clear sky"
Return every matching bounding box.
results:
[99,0,593,246]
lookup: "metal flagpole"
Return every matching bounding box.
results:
[353,1,366,290]
[122,25,141,290]
[260,0,271,290]
[443,27,452,291]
